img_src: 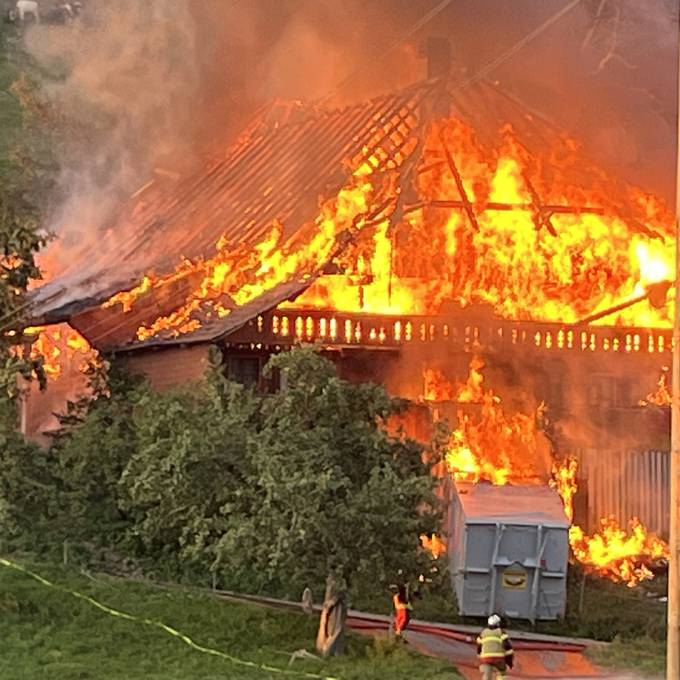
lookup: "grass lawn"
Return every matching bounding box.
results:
[587,636,666,677]
[0,559,462,680]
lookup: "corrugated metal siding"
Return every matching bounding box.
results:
[576,448,669,537]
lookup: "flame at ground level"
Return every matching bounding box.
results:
[569,518,668,587]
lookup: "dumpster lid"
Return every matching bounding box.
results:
[454,481,570,527]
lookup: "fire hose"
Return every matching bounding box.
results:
[345,616,586,654]
[0,555,592,680]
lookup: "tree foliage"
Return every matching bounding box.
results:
[212,349,440,594]
[0,348,442,597]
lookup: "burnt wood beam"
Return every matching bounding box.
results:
[523,173,558,237]
[402,200,606,216]
[438,128,480,232]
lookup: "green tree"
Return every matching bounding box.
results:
[0,30,54,548]
[214,348,441,596]
[120,356,260,569]
[46,362,146,549]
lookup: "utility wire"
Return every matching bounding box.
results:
[453,0,583,92]
[325,0,455,101]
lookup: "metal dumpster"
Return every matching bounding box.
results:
[448,481,569,622]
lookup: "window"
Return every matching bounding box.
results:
[226,356,260,387]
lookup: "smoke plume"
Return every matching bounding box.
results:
[22,0,676,278]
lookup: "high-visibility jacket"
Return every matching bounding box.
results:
[476,627,514,662]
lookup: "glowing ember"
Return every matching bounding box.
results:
[639,367,672,406]
[420,533,446,559]
[569,518,669,588]
[22,324,94,380]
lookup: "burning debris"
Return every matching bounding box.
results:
[569,518,669,588]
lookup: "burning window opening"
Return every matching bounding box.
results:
[92,112,674,349]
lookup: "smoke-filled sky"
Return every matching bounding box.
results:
[24,0,678,262]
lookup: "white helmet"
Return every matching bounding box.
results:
[488,614,501,628]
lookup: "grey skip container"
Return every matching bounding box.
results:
[447,481,570,622]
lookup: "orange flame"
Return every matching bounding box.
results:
[569,518,668,587]
[639,367,672,406]
[423,368,455,402]
[550,457,578,522]
[22,324,95,381]
[101,117,673,343]
[550,457,668,587]
[420,533,446,559]
[289,120,674,325]
[444,357,547,486]
[443,360,669,588]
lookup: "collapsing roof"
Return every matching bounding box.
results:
[27,77,674,353]
[30,80,433,325]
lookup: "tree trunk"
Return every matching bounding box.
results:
[315,573,347,656]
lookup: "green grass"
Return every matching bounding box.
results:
[587,636,666,677]
[0,559,461,680]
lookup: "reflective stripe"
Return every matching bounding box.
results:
[478,628,508,659]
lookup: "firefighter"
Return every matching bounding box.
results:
[391,583,413,639]
[476,614,514,680]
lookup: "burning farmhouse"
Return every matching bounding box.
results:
[20,76,674,615]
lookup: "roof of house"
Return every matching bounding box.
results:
[27,77,665,352]
[30,80,434,327]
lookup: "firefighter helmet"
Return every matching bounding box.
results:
[487,614,501,628]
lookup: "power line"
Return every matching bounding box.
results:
[454,0,583,92]
[325,0,455,101]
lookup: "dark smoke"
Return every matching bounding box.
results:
[24,0,676,273]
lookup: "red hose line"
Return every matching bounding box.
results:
[346,617,586,653]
